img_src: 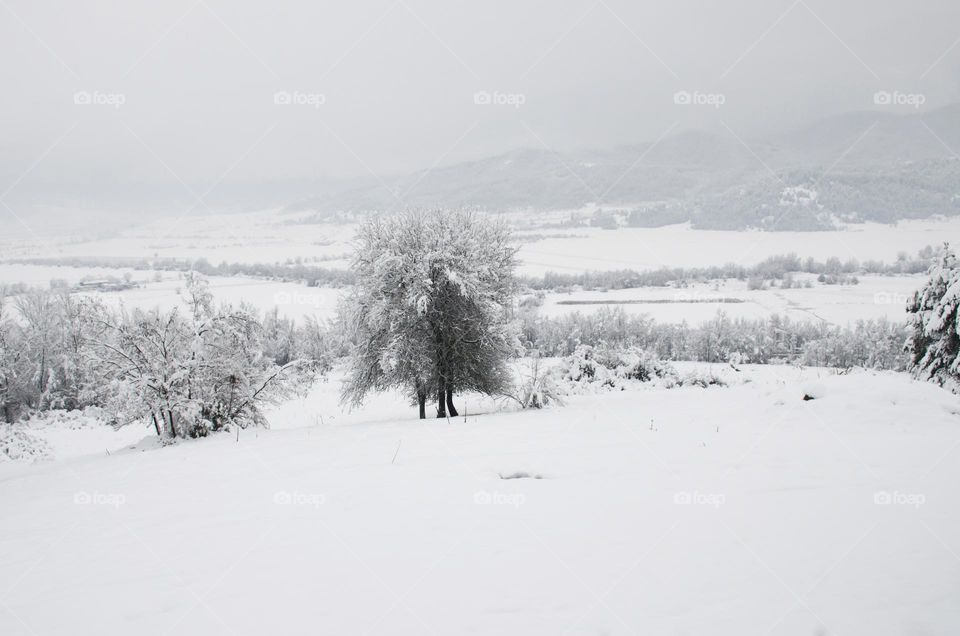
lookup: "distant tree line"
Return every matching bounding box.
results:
[520,247,937,291]
[7,256,356,287]
[6,247,937,295]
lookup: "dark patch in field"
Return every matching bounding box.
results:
[499,472,543,480]
[556,298,744,306]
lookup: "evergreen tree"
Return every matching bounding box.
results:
[907,243,960,386]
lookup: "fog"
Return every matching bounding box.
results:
[2,0,958,192]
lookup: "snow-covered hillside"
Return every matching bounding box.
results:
[278,106,960,225]
[2,365,958,635]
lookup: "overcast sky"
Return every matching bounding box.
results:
[2,0,958,189]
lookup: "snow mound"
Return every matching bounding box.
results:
[12,408,150,461]
[23,407,107,431]
[0,425,52,463]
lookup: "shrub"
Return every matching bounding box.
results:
[616,348,679,385]
[505,354,564,409]
[554,345,680,393]
[679,370,727,388]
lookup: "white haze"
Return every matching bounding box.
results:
[1,0,958,200]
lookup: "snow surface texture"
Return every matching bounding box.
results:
[0,409,149,465]
[1,364,959,635]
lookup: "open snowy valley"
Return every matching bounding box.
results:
[3,212,955,328]
[5,0,960,634]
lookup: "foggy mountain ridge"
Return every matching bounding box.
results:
[7,105,960,237]
[286,104,960,230]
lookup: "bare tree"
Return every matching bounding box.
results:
[342,210,519,418]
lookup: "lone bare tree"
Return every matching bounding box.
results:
[341,210,518,418]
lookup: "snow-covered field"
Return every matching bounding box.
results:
[0,267,339,323]
[6,211,959,276]
[520,218,960,275]
[0,265,926,328]
[3,212,956,328]
[0,264,146,287]
[3,269,922,326]
[540,274,924,325]
[3,364,959,635]
[518,218,960,275]
[77,276,341,324]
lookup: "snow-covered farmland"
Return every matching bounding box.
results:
[3,212,955,328]
[0,264,145,287]
[2,364,959,635]
[517,218,960,276]
[539,274,924,325]
[77,276,341,323]
[7,212,960,276]
[0,209,354,268]
[5,270,924,327]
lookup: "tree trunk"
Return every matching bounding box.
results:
[445,389,458,417]
[151,413,162,436]
[417,391,426,419]
[166,410,177,438]
[436,379,447,418]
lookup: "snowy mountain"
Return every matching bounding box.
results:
[287,105,960,229]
